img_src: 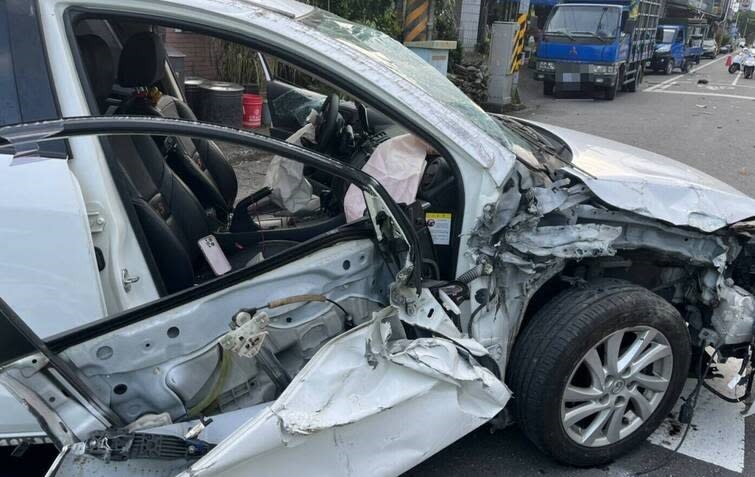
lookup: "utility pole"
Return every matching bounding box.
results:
[403,0,432,42]
[509,0,531,108]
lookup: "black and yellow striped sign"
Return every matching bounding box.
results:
[404,0,430,42]
[510,13,528,74]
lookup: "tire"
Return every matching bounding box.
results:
[508,279,691,467]
[543,80,555,96]
[604,68,622,100]
[664,59,674,75]
[729,63,740,74]
[695,55,701,65]
[627,67,642,92]
[681,60,689,73]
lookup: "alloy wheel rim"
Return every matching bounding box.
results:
[560,326,673,447]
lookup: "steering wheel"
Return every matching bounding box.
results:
[316,93,340,152]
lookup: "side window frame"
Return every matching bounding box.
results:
[1,0,66,156]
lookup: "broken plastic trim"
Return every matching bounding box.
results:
[0,116,423,292]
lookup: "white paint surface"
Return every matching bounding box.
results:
[648,90,755,100]
[644,54,728,92]
[648,359,747,473]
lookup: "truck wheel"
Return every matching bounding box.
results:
[681,60,689,73]
[627,67,643,92]
[663,60,674,75]
[543,80,555,96]
[508,279,690,467]
[695,55,701,65]
[604,79,619,100]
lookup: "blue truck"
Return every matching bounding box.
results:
[534,0,662,100]
[648,20,708,74]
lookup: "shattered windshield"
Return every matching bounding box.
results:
[546,6,620,38]
[298,9,528,153]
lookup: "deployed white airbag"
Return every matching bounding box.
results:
[264,110,321,213]
[344,134,431,222]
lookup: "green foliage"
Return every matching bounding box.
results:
[305,0,402,38]
[434,0,457,39]
[211,39,262,87]
[737,11,755,43]
[433,0,462,65]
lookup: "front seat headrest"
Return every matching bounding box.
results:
[78,34,115,111]
[118,31,167,88]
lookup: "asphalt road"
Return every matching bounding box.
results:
[404,55,755,477]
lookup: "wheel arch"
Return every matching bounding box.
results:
[517,251,701,339]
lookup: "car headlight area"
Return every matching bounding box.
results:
[588,63,617,75]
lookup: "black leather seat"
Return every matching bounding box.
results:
[116,32,239,223]
[78,34,295,294]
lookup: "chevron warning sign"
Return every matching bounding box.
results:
[510,13,528,74]
[404,0,430,42]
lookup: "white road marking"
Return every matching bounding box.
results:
[644,55,728,92]
[733,71,742,86]
[648,359,746,473]
[647,89,755,100]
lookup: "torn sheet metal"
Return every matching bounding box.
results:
[532,122,755,232]
[505,224,622,258]
[394,288,489,356]
[276,306,506,435]
[178,306,508,477]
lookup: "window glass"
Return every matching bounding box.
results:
[0,0,65,155]
[545,6,620,38]
[657,28,676,43]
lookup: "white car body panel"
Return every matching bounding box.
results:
[0,385,48,445]
[0,155,105,338]
[0,153,107,440]
[537,123,755,232]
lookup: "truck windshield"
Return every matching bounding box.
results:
[545,6,620,38]
[657,28,675,43]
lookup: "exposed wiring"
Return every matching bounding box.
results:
[467,301,490,336]
[457,264,485,284]
[186,346,232,419]
[634,344,721,476]
[324,298,351,326]
[264,294,351,327]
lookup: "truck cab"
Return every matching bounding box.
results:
[650,21,707,74]
[535,0,658,100]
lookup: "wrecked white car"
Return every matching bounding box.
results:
[2,0,755,475]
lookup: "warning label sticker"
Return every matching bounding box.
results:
[426,213,452,246]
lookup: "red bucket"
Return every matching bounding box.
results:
[242,93,263,129]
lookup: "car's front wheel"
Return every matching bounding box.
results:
[508,279,690,467]
[664,59,674,75]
